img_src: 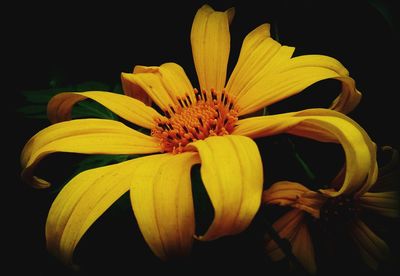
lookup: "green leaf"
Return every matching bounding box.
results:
[19,81,121,120]
[71,100,118,120]
[367,0,395,30]
[73,154,133,175]
[112,83,124,94]
[75,81,111,92]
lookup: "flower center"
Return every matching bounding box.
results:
[320,195,360,223]
[152,88,239,153]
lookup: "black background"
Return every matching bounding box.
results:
[7,0,400,275]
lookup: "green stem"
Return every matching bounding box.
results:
[288,138,316,180]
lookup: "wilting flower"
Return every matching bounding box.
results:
[21,4,375,265]
[263,147,399,274]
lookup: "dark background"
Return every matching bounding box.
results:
[7,0,399,275]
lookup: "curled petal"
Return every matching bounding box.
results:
[187,135,263,240]
[234,109,374,196]
[237,65,360,116]
[47,91,162,128]
[21,119,160,187]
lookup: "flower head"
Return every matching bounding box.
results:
[263,148,399,274]
[21,4,375,266]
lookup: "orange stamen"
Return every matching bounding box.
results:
[152,88,239,153]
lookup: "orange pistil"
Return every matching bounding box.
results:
[152,88,239,153]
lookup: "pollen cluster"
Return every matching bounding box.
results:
[152,88,238,153]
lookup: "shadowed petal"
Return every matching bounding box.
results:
[359,192,400,218]
[263,181,310,206]
[350,219,390,270]
[263,181,325,218]
[265,209,317,274]
[121,65,153,106]
[187,135,263,240]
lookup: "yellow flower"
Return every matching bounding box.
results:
[21,4,375,265]
[263,158,399,274]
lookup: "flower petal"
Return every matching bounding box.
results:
[158,63,195,102]
[122,63,195,113]
[47,91,161,128]
[226,24,290,98]
[130,152,200,259]
[234,109,373,196]
[359,192,400,218]
[237,65,360,116]
[191,4,233,92]
[46,154,170,265]
[186,135,263,240]
[263,181,325,218]
[293,109,378,197]
[279,55,361,114]
[21,119,160,188]
[263,181,311,206]
[121,68,175,112]
[265,209,317,274]
[121,65,152,106]
[292,222,317,274]
[350,219,390,270]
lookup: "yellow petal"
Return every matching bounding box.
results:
[121,65,152,106]
[21,119,160,188]
[293,109,378,197]
[350,219,390,270]
[226,24,286,98]
[265,209,301,261]
[191,4,233,92]
[233,109,373,196]
[47,91,161,128]
[121,68,175,112]
[262,181,311,206]
[265,209,316,274]
[158,63,195,103]
[284,55,361,114]
[263,181,325,218]
[359,192,400,218]
[291,222,317,274]
[186,135,263,240]
[122,63,194,113]
[237,63,360,116]
[46,154,170,265]
[130,152,200,259]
